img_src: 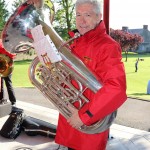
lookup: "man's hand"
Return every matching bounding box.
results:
[67,105,83,129]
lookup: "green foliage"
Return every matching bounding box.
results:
[53,0,76,40]
[11,0,23,13]
[0,0,9,31]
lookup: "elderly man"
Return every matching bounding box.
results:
[27,0,127,149]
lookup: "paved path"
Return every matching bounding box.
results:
[0,101,150,150]
[5,87,150,132]
[114,97,150,132]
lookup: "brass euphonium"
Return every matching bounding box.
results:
[2,1,116,134]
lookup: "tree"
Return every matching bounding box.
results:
[53,0,75,40]
[0,0,9,31]
[11,0,23,13]
[110,28,143,62]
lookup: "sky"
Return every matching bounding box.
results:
[5,0,150,30]
[109,0,150,29]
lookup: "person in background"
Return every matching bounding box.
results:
[135,57,139,72]
[27,0,127,149]
[0,40,16,105]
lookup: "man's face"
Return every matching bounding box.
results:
[76,3,102,35]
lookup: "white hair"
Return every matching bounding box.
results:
[75,0,102,14]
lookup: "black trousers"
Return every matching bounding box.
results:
[0,74,16,104]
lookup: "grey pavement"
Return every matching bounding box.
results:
[1,87,150,150]
[0,100,150,150]
[5,87,150,132]
[114,97,150,132]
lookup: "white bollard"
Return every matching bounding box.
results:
[147,80,150,94]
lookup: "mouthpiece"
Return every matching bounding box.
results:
[74,32,80,39]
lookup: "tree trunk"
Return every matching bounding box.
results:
[125,50,128,62]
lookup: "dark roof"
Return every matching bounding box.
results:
[128,29,143,35]
[128,28,150,43]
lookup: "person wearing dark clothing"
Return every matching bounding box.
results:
[0,40,16,105]
[135,58,139,72]
[0,74,16,105]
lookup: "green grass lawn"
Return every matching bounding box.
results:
[122,52,150,100]
[12,60,34,87]
[11,53,150,101]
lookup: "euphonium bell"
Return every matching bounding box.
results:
[1,0,54,53]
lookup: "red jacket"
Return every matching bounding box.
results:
[55,21,127,150]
